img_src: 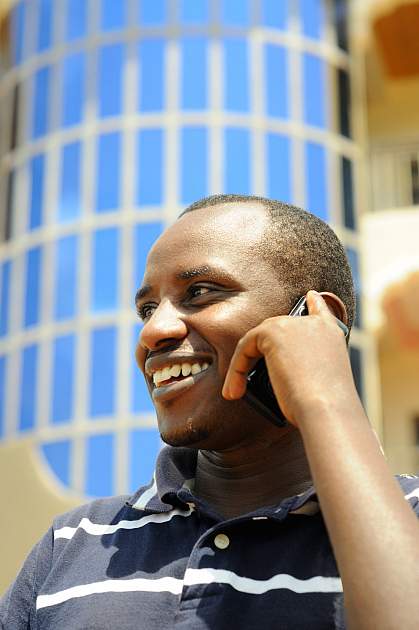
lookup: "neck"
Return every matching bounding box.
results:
[194,427,312,519]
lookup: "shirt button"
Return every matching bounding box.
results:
[214,533,230,550]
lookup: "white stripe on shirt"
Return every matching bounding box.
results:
[54,507,193,540]
[405,488,419,501]
[36,570,342,610]
[131,475,158,510]
[184,568,343,595]
[36,577,184,610]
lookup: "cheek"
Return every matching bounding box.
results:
[193,308,254,369]
[135,341,146,373]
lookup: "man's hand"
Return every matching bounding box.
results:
[225,290,419,630]
[222,290,355,427]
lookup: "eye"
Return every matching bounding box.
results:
[188,285,213,299]
[137,303,157,321]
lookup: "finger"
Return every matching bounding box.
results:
[306,290,332,317]
[222,333,262,400]
[306,290,349,339]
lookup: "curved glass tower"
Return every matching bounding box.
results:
[0,0,362,498]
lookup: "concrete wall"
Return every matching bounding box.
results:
[0,440,81,594]
[378,335,419,473]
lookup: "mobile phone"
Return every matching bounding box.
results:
[244,295,349,428]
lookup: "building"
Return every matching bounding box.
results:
[0,0,417,591]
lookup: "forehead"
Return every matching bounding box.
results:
[147,203,269,271]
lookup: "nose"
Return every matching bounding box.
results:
[139,299,188,353]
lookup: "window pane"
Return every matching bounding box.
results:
[136,129,163,206]
[333,0,348,51]
[341,157,355,230]
[301,0,324,39]
[29,154,45,231]
[181,38,207,110]
[262,0,287,29]
[98,44,124,118]
[54,234,78,320]
[10,84,20,151]
[59,141,82,222]
[86,433,114,496]
[180,0,208,23]
[19,344,38,431]
[265,44,288,119]
[0,261,11,337]
[303,53,326,128]
[66,0,87,41]
[24,246,42,328]
[337,68,351,138]
[133,222,163,293]
[37,0,53,52]
[91,227,119,311]
[139,0,167,25]
[11,1,25,65]
[224,39,249,112]
[138,39,165,112]
[346,247,361,328]
[132,324,155,413]
[349,346,363,402]
[32,67,50,139]
[224,128,250,194]
[62,52,85,127]
[267,133,291,202]
[305,142,328,221]
[0,355,5,437]
[129,428,161,492]
[100,0,126,31]
[181,127,207,204]
[89,327,117,417]
[5,171,14,241]
[51,334,75,424]
[221,0,249,25]
[41,440,72,486]
[96,132,121,212]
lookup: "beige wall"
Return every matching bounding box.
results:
[378,334,419,473]
[360,210,419,475]
[367,74,419,142]
[0,440,82,594]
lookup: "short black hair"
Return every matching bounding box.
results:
[179,194,356,332]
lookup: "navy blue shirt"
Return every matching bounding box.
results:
[1,446,419,629]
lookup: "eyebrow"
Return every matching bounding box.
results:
[134,265,234,306]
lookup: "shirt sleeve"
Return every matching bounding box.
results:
[397,474,419,517]
[0,527,53,630]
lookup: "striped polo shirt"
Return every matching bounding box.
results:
[1,446,418,629]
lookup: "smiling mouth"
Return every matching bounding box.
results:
[151,361,212,403]
[152,361,210,388]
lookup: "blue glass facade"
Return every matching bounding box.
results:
[0,0,359,497]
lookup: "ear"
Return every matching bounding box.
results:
[318,292,348,326]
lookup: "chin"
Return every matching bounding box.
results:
[159,422,211,448]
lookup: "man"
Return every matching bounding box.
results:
[1,195,418,629]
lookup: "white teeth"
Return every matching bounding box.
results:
[162,366,171,381]
[181,363,192,377]
[152,361,210,387]
[170,365,181,377]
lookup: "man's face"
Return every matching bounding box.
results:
[135,203,290,450]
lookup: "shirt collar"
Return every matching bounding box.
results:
[127,445,319,517]
[128,446,198,513]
